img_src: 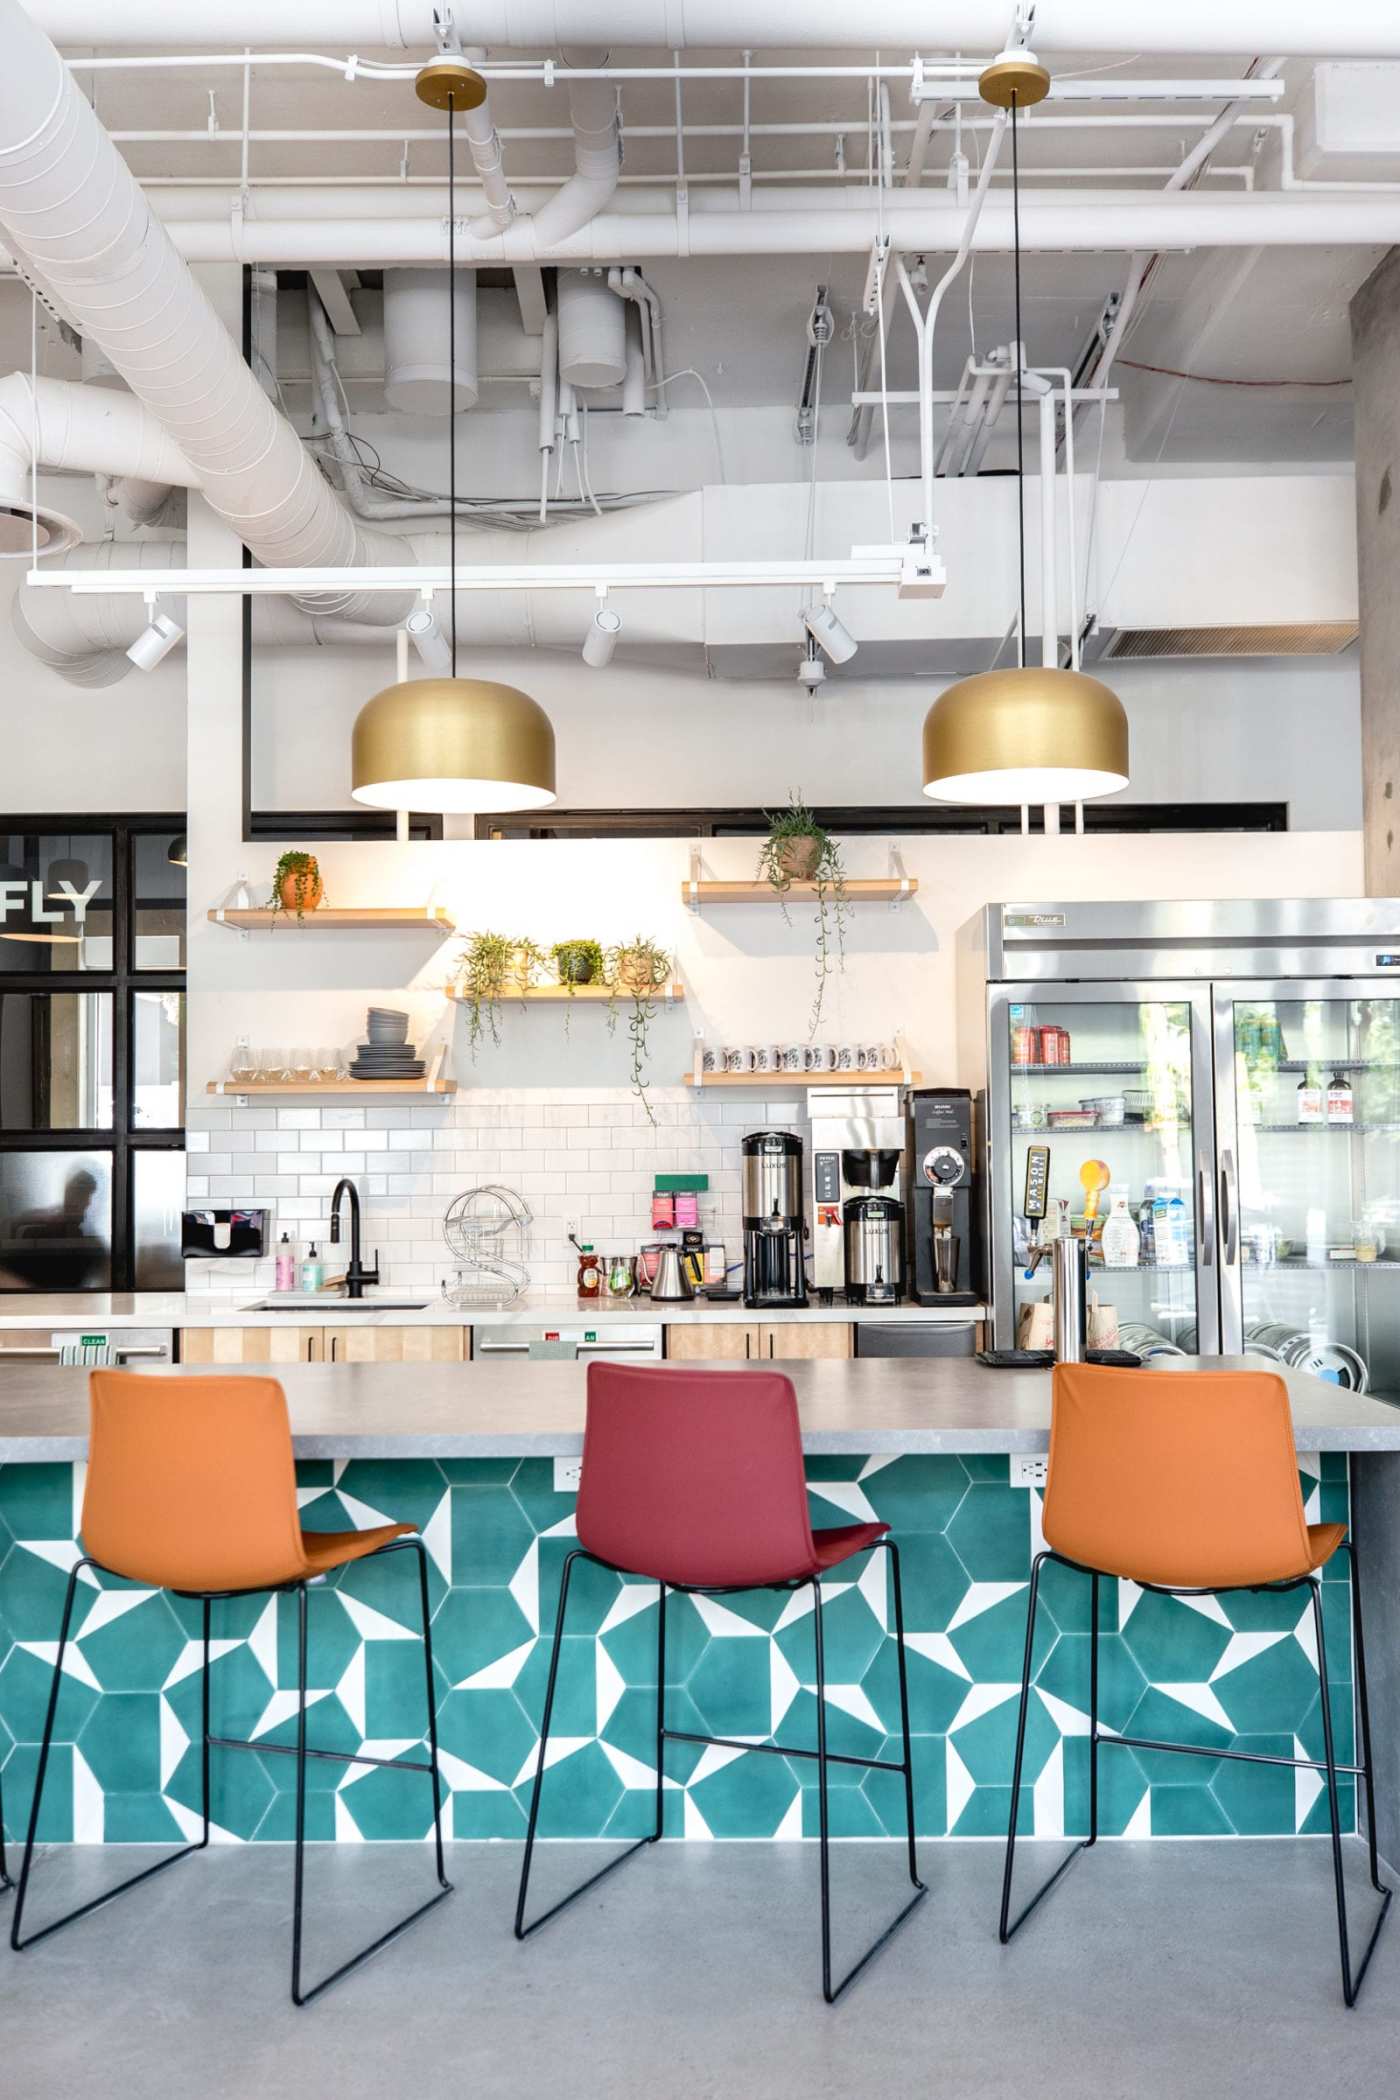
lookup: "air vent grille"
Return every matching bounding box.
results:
[1104,622,1358,660]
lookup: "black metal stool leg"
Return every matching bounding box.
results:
[199,1596,212,1849]
[1000,1551,1093,1943]
[814,1555,928,2005]
[1310,1571,1392,2008]
[1345,1539,1391,1900]
[289,1544,455,2007]
[1088,1571,1101,1848]
[12,1559,205,1951]
[0,1758,10,1893]
[883,1540,926,1894]
[515,1550,657,1939]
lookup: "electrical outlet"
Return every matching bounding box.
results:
[553,1455,583,1493]
[1010,1453,1049,1490]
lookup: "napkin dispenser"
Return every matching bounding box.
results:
[181,1208,270,1259]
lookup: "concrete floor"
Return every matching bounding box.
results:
[0,1839,1395,2100]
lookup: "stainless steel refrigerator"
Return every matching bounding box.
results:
[958,901,1400,1398]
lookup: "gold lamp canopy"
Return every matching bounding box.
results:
[351,677,557,814]
[414,57,488,111]
[922,668,1129,805]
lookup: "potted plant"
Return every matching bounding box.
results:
[268,851,323,923]
[453,931,513,1053]
[606,936,673,1121]
[756,794,849,1034]
[552,938,604,987]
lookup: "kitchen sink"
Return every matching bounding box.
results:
[245,1297,433,1313]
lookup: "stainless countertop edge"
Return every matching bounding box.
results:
[0,1293,987,1331]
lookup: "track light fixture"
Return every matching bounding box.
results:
[405,603,453,677]
[796,640,826,691]
[126,605,184,671]
[582,604,621,669]
[802,597,858,665]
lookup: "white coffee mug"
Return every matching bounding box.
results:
[858,1042,889,1071]
[835,1043,858,1071]
[755,1043,782,1073]
[782,1043,806,1073]
[726,1045,757,1073]
[701,1045,723,1073]
[806,1044,836,1072]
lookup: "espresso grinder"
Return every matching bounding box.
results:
[741,1130,808,1309]
[908,1087,981,1306]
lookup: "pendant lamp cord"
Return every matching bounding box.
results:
[1011,91,1025,671]
[448,93,458,678]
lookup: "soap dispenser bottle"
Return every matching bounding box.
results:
[300,1242,323,1292]
[275,1232,296,1293]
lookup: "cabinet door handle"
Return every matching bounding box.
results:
[767,1333,775,1358]
[306,1335,314,1362]
[330,1335,338,1362]
[744,1331,751,1358]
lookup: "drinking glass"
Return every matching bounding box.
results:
[291,1045,314,1081]
[229,1034,257,1084]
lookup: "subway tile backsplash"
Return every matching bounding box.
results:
[183,1088,804,1296]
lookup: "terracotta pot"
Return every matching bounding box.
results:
[776,834,822,880]
[275,867,322,914]
[617,949,661,992]
[507,943,539,987]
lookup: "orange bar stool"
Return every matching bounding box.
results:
[1000,1363,1392,2007]
[9,1371,452,2004]
[515,1362,926,2003]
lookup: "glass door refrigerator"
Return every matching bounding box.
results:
[958,901,1400,1401]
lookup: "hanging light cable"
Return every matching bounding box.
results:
[920,48,1127,813]
[351,55,557,817]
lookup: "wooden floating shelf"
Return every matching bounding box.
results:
[449,981,686,1005]
[208,906,455,932]
[206,1079,457,1098]
[682,878,917,908]
[684,1068,919,1089]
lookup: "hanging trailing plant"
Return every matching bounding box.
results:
[606,936,673,1122]
[551,938,606,1039]
[452,931,540,1054]
[268,851,324,924]
[756,792,849,1036]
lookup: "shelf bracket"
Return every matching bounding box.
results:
[685,844,707,912]
[888,846,912,910]
[691,1035,705,1086]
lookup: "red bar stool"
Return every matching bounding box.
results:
[514,1361,926,2002]
[1000,1363,1392,2007]
[9,1372,453,2004]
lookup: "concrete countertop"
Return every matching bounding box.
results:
[0,1291,986,1331]
[0,1356,1395,1463]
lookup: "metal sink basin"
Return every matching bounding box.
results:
[245,1297,433,1313]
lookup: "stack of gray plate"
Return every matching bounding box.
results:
[348,1006,425,1079]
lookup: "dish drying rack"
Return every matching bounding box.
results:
[441,1184,533,1307]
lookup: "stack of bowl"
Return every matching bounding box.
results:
[347,1007,425,1080]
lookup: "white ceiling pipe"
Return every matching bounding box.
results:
[129,186,1400,266]
[0,372,199,555]
[0,2,411,624]
[528,54,620,246]
[24,2,1400,58]
[459,52,519,237]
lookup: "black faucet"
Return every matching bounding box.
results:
[328,1178,379,1299]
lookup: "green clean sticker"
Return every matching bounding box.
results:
[585,1331,597,1343]
[80,1334,109,1347]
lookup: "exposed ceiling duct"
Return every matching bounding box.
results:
[21,3,1400,60]
[57,187,1400,268]
[0,0,412,623]
[0,372,197,552]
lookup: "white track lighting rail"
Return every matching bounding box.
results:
[26,553,945,600]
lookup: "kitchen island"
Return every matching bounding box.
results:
[0,1355,1395,1864]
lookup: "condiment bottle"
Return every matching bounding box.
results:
[1296,1074,1323,1124]
[1326,1071,1354,1125]
[577,1244,603,1300]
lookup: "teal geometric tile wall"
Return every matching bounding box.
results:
[0,1452,1352,1846]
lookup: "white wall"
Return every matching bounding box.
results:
[252,644,1363,828]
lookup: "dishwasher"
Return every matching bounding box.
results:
[472,1322,664,1364]
[0,1325,174,1367]
[854,1322,979,1359]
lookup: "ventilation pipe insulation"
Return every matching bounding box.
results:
[0,1,412,625]
[527,52,620,251]
[459,51,518,237]
[0,372,197,553]
[21,3,1400,58]
[608,267,665,417]
[307,290,474,526]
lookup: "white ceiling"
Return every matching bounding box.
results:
[6,43,1391,466]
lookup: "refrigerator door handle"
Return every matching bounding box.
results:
[1197,1154,1214,1267]
[1219,1149,1239,1267]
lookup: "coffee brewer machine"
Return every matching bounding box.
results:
[810,1089,908,1304]
[742,1130,808,1308]
[908,1087,981,1306]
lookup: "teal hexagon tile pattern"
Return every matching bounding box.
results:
[0,1453,1357,1847]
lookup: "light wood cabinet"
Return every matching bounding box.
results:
[179,1326,323,1364]
[180,1325,466,1365]
[323,1326,465,1364]
[665,1323,760,1361]
[664,1322,853,1362]
[756,1322,853,1361]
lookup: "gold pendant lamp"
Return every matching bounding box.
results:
[351,56,557,816]
[920,51,1128,808]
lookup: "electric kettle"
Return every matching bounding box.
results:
[646,1244,695,1302]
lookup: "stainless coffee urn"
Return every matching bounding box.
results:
[742,1131,808,1309]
